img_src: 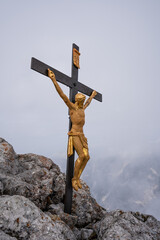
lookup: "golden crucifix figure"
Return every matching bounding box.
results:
[48,69,97,191]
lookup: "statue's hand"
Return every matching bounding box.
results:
[92,90,97,98]
[48,69,55,81]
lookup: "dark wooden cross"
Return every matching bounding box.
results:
[31,43,102,214]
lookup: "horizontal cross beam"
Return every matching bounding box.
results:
[31,58,102,102]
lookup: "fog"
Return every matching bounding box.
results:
[0,0,160,219]
[85,154,160,220]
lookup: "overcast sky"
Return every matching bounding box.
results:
[0,0,160,163]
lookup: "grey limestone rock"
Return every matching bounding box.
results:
[48,203,78,228]
[47,183,106,229]
[81,228,95,240]
[72,227,97,240]
[1,137,160,240]
[0,230,17,240]
[93,210,160,240]
[0,137,105,227]
[0,181,3,194]
[0,138,65,210]
[71,181,106,227]
[0,195,75,240]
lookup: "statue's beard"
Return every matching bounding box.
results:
[76,100,85,108]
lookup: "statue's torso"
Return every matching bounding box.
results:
[69,108,85,133]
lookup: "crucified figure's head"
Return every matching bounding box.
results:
[75,93,86,108]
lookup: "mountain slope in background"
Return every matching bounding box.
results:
[83,154,160,221]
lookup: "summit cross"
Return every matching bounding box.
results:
[31,43,102,214]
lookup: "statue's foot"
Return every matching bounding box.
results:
[77,179,82,189]
[72,178,78,191]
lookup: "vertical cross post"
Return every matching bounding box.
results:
[64,44,79,213]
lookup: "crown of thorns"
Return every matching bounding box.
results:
[75,93,86,101]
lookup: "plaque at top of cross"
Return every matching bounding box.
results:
[31,43,102,214]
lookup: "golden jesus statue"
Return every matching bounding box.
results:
[48,69,97,191]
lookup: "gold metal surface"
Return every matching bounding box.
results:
[73,48,80,69]
[48,68,97,191]
[68,136,73,157]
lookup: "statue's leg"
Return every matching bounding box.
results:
[78,148,90,182]
[72,136,85,191]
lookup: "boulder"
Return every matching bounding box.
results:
[93,210,160,240]
[71,181,106,227]
[0,195,75,240]
[0,138,65,210]
[48,184,105,229]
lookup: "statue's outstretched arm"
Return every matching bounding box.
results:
[84,90,97,109]
[48,69,74,109]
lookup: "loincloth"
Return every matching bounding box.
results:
[67,131,88,157]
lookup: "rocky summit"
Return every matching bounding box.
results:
[0,138,160,240]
